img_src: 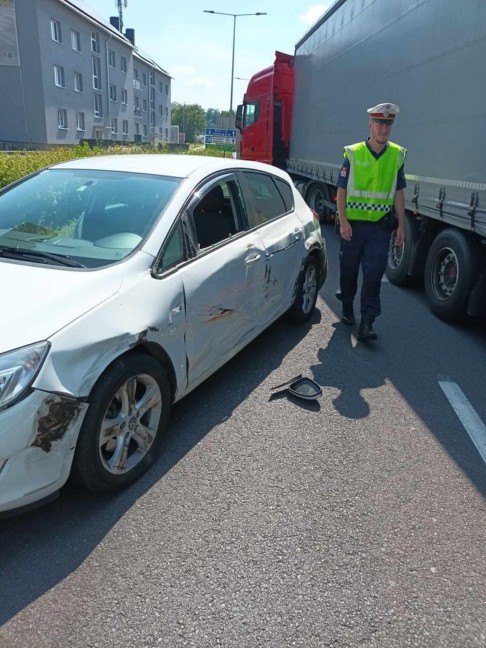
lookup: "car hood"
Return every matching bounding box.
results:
[0,261,123,354]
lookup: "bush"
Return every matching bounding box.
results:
[0,142,228,189]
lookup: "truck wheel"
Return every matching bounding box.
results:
[71,353,171,493]
[306,183,331,221]
[386,214,414,286]
[424,229,478,321]
[285,256,319,323]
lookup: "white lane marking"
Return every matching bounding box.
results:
[439,381,486,464]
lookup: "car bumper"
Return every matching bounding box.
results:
[0,390,88,514]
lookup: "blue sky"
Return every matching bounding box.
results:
[83,1,331,111]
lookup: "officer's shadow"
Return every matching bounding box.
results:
[310,321,386,419]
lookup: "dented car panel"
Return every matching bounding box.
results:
[0,391,88,512]
[182,231,266,387]
[0,154,326,514]
[34,255,188,399]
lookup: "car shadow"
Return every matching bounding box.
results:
[0,312,319,625]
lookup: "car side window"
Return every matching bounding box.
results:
[191,180,242,249]
[274,177,294,212]
[157,221,185,272]
[242,171,288,227]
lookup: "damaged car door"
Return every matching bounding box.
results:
[179,175,266,389]
[240,170,306,328]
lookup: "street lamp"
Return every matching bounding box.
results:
[203,10,266,113]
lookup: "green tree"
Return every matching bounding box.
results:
[171,103,206,143]
[205,108,221,129]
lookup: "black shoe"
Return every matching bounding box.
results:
[341,312,355,326]
[335,289,343,302]
[357,317,377,340]
[341,304,355,326]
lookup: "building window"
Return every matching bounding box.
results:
[159,126,163,136]
[150,87,155,110]
[159,81,163,93]
[108,49,115,67]
[94,93,103,117]
[92,56,101,90]
[165,128,169,140]
[165,84,169,95]
[121,88,128,104]
[121,56,127,73]
[143,124,147,137]
[159,105,163,116]
[135,123,140,135]
[57,108,67,129]
[149,71,155,86]
[142,72,147,86]
[122,120,129,135]
[54,65,65,88]
[134,68,139,79]
[111,117,118,135]
[134,95,140,112]
[150,112,155,127]
[165,106,169,119]
[51,19,62,43]
[91,31,100,53]
[74,71,83,92]
[71,29,81,51]
[110,84,117,101]
[76,112,85,131]
[142,98,147,112]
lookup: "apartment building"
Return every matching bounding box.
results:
[0,0,172,149]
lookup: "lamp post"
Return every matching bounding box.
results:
[203,10,266,114]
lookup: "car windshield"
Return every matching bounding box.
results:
[0,168,181,268]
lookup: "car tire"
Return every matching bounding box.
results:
[285,255,320,323]
[70,353,171,493]
[386,213,414,286]
[306,182,331,222]
[424,229,478,321]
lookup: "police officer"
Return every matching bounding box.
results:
[336,102,407,340]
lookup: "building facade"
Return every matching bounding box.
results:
[0,0,172,149]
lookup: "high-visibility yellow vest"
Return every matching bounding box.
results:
[344,141,407,222]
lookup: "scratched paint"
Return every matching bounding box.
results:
[32,396,84,453]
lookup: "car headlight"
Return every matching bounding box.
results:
[0,342,50,410]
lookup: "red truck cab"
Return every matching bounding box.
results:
[236,51,294,169]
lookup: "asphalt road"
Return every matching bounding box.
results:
[1,223,485,648]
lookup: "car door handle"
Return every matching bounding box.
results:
[294,227,304,241]
[245,252,261,264]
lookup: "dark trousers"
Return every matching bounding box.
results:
[339,220,391,320]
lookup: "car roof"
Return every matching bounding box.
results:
[50,154,290,181]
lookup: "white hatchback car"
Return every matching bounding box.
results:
[0,154,327,515]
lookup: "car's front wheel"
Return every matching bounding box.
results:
[285,255,320,323]
[71,353,171,493]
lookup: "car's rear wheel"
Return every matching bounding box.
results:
[71,353,171,493]
[285,256,320,323]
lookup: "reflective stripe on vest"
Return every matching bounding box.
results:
[345,142,407,222]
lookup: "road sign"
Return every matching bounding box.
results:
[205,128,237,138]
[204,128,237,146]
[205,136,236,145]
